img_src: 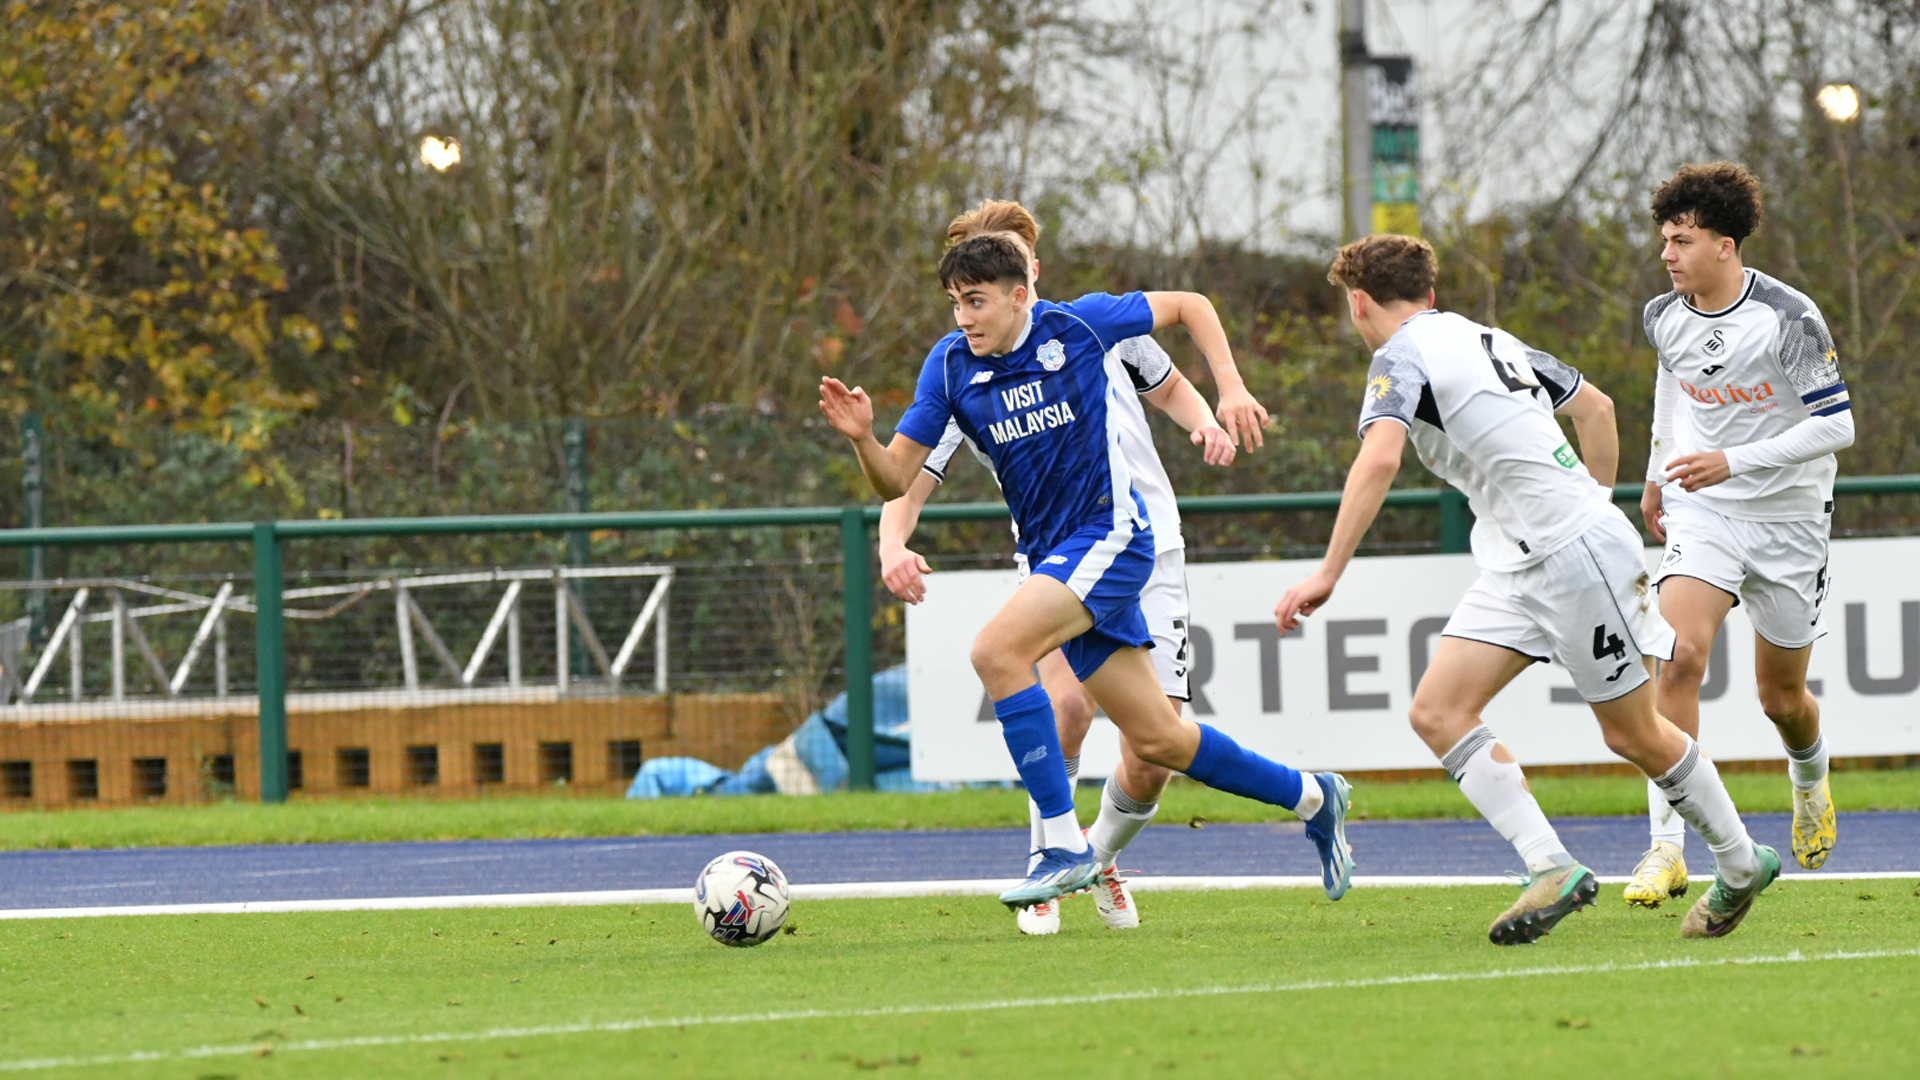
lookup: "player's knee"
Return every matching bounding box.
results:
[968,636,1019,688]
[1661,638,1711,687]
[1756,681,1809,722]
[1407,697,1458,747]
[1053,687,1097,735]
[1600,723,1646,762]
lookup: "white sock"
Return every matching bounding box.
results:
[1654,737,1757,888]
[1027,756,1083,871]
[1026,798,1045,872]
[1292,775,1325,821]
[1088,775,1158,867]
[1041,810,1088,853]
[1441,726,1570,875]
[1785,733,1828,791]
[1647,777,1686,848]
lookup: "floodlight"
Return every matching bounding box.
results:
[420,135,463,171]
[1816,83,1860,122]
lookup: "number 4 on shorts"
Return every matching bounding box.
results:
[1591,625,1626,662]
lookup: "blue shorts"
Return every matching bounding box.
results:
[1028,521,1155,681]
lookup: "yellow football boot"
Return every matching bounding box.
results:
[1791,775,1837,869]
[1622,841,1689,907]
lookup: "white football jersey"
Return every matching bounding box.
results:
[923,335,1183,555]
[1644,269,1848,522]
[1358,310,1611,572]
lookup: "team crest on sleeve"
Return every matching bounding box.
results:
[1037,339,1067,371]
[1367,374,1393,402]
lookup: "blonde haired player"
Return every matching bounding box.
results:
[1629,162,1855,905]
[1278,234,1778,942]
[881,201,1265,934]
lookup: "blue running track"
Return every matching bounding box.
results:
[0,812,1914,912]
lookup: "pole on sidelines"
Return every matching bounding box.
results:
[22,412,46,645]
[1438,488,1471,554]
[1339,0,1372,241]
[839,506,875,791]
[253,522,289,803]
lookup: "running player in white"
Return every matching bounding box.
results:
[1277,234,1779,942]
[1627,162,1854,905]
[881,201,1268,935]
[821,229,1354,914]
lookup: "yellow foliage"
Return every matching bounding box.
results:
[0,0,321,438]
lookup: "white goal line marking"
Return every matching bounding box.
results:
[0,870,1912,921]
[1,945,1914,1073]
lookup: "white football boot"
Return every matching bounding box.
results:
[1015,898,1061,935]
[1091,864,1139,929]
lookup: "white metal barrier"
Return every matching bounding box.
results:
[0,566,672,709]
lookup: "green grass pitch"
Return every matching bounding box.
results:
[2,879,1915,1078]
[6,768,1918,850]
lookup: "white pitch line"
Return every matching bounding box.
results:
[1,945,1914,1073]
[0,869,1913,921]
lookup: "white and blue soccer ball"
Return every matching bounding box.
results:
[694,850,790,947]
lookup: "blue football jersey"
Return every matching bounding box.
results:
[895,292,1156,559]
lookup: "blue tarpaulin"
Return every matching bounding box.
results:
[626,665,952,797]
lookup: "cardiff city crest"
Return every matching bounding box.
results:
[1037,339,1067,371]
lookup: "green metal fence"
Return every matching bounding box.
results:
[2,476,1914,800]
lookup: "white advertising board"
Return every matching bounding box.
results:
[907,536,1920,782]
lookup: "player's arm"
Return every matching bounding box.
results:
[1642,366,1679,542]
[1142,366,1235,467]
[818,377,931,500]
[878,472,939,604]
[1144,291,1267,450]
[1555,380,1618,489]
[1275,420,1405,631]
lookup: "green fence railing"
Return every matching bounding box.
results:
[2,475,1913,800]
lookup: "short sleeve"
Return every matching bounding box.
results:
[1779,306,1845,407]
[921,419,966,483]
[1055,292,1154,351]
[1522,348,1584,409]
[1357,336,1429,436]
[894,340,956,448]
[1643,293,1681,373]
[1110,336,1174,394]
[1750,276,1847,415]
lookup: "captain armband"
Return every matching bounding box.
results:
[1802,382,1850,418]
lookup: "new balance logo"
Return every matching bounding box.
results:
[1020,746,1048,767]
[1042,555,1068,565]
[969,370,993,385]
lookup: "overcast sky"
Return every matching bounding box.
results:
[1053,0,1641,251]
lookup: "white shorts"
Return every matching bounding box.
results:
[1654,493,1831,650]
[1444,511,1676,703]
[1016,546,1191,700]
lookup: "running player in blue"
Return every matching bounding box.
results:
[818,230,1354,910]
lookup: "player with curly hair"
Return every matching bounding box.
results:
[1629,162,1856,912]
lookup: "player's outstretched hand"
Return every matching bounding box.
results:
[1216,387,1268,451]
[1663,450,1730,492]
[1191,423,1236,467]
[1275,569,1337,633]
[818,377,875,441]
[1640,481,1667,544]
[882,547,934,604]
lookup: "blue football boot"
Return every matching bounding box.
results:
[1302,772,1355,900]
[999,845,1099,911]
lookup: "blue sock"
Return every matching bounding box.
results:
[994,685,1074,819]
[1185,723,1306,810]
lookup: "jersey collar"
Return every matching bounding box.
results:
[1681,268,1755,318]
[993,307,1037,357]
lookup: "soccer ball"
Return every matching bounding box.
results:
[694,850,790,947]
